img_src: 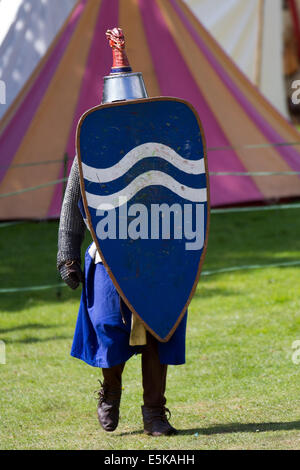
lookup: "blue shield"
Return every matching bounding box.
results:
[77,98,209,341]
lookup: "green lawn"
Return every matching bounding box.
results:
[0,207,300,450]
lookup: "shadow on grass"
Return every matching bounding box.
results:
[193,287,240,298]
[179,420,300,435]
[0,323,62,334]
[0,323,72,345]
[0,287,80,313]
[117,420,300,437]
[4,335,71,344]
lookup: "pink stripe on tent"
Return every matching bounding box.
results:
[47,0,119,217]
[0,0,87,183]
[171,0,300,174]
[139,0,263,206]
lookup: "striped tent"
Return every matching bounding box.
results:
[1,0,300,220]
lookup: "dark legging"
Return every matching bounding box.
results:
[102,331,167,407]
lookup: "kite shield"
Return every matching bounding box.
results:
[76,97,210,342]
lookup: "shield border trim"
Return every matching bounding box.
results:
[76,97,210,342]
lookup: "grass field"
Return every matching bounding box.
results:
[0,207,300,450]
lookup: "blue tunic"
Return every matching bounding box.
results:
[71,248,187,368]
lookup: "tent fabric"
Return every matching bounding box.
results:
[0,0,288,121]
[0,0,23,45]
[0,0,77,119]
[260,0,288,118]
[0,0,77,121]
[0,0,300,220]
[184,0,261,79]
[184,0,288,118]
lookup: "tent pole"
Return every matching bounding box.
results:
[255,0,265,87]
[288,0,300,59]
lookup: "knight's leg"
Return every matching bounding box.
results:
[102,363,125,389]
[141,332,177,436]
[97,363,125,432]
[142,332,167,408]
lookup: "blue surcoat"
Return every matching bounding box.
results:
[71,247,187,368]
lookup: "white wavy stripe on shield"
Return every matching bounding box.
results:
[85,170,207,209]
[81,142,205,183]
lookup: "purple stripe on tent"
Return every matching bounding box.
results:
[139,0,263,206]
[47,0,119,217]
[170,0,300,174]
[0,0,87,184]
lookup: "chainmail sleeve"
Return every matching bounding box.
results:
[57,156,86,268]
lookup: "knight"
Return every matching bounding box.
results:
[57,27,188,436]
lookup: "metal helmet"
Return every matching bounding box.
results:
[102,27,148,103]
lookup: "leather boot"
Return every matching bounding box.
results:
[141,332,177,436]
[141,405,177,436]
[97,363,125,432]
